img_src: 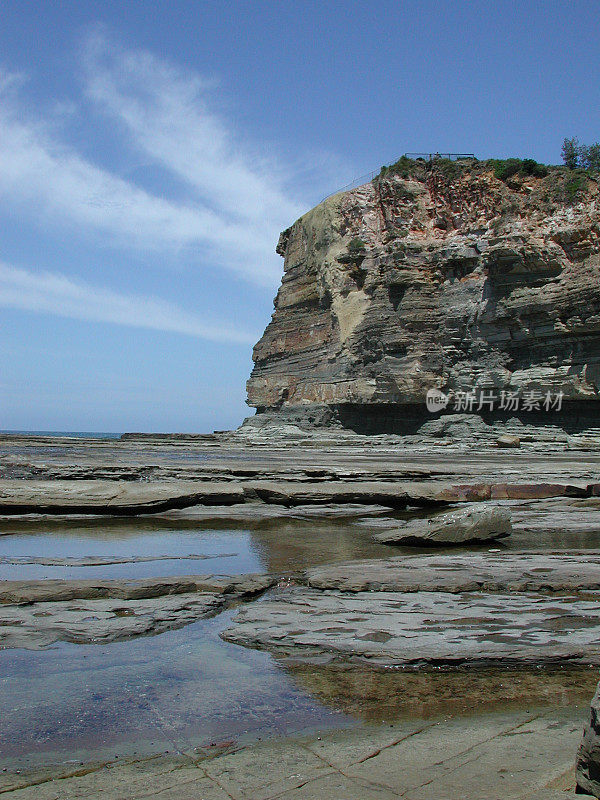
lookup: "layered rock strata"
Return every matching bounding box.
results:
[0,477,594,515]
[247,161,600,434]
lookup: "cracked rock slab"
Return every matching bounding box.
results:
[0,573,274,604]
[307,553,600,593]
[0,592,226,649]
[222,588,600,666]
[0,706,587,799]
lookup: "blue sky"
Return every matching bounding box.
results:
[0,0,598,432]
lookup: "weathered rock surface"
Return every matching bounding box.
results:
[577,684,600,797]
[0,592,226,649]
[0,573,273,649]
[307,552,600,592]
[371,502,512,545]
[244,479,444,508]
[246,161,600,435]
[222,588,600,666]
[0,479,245,515]
[506,497,600,542]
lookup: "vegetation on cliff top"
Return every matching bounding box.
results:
[376,139,600,185]
[372,144,598,209]
[562,138,600,172]
[489,158,548,181]
[375,154,550,185]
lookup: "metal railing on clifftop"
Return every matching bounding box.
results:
[319,152,476,202]
[404,153,476,161]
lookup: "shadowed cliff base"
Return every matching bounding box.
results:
[245,401,600,437]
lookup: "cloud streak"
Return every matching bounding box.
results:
[0,38,307,287]
[0,262,257,344]
[84,33,302,225]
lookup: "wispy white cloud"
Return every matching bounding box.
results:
[0,261,257,344]
[84,32,302,226]
[0,38,311,288]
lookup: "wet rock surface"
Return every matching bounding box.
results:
[0,573,274,604]
[0,573,273,649]
[0,591,226,649]
[0,706,588,799]
[1,433,600,796]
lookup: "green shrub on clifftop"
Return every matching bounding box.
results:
[378,156,415,179]
[561,138,600,172]
[490,158,548,182]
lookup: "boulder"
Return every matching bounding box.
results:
[496,434,521,448]
[373,503,512,546]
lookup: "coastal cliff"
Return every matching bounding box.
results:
[246,159,600,434]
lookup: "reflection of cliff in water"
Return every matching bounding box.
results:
[247,517,394,574]
[284,662,600,723]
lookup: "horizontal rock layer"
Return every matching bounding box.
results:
[0,573,274,604]
[247,162,600,433]
[0,478,594,515]
[306,553,600,593]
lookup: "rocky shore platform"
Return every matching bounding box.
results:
[1,429,600,797]
[0,705,590,800]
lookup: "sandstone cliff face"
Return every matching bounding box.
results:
[247,162,600,432]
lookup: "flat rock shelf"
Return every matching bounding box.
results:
[306,552,600,593]
[222,588,600,667]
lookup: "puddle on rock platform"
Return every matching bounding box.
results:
[0,515,396,581]
[1,511,599,774]
[0,515,391,770]
[0,609,354,771]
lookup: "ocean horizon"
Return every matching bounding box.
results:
[0,430,122,439]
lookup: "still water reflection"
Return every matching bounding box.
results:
[0,516,392,768]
